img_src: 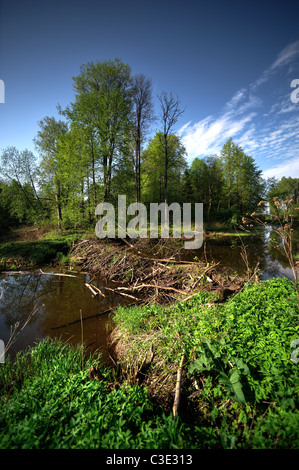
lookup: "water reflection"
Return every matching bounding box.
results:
[0,227,297,360]
[0,269,130,362]
[181,226,298,281]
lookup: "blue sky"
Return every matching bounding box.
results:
[0,0,299,179]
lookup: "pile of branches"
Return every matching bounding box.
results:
[71,238,245,305]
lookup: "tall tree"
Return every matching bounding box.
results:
[131,74,154,203]
[220,138,265,221]
[34,116,68,229]
[158,91,184,222]
[141,131,187,207]
[68,58,133,202]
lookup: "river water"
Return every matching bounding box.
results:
[0,226,298,362]
[0,269,131,363]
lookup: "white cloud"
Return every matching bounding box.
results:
[262,155,299,179]
[270,40,299,71]
[177,40,299,173]
[251,40,299,90]
[178,111,256,160]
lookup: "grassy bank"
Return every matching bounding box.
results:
[1,277,298,449]
[111,276,299,448]
[0,229,87,270]
[0,339,184,449]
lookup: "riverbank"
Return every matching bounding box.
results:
[0,227,250,303]
[1,227,299,449]
[1,276,298,449]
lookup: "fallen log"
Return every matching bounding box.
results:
[173,353,185,418]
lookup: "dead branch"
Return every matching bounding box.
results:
[85,283,99,296]
[173,353,185,418]
[104,286,139,301]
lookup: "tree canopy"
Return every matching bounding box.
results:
[1,57,292,233]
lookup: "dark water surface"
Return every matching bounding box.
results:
[0,268,131,363]
[181,226,298,281]
[0,226,298,361]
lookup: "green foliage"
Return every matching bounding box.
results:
[141,131,187,206]
[267,176,299,217]
[0,233,79,267]
[0,338,185,449]
[114,277,299,448]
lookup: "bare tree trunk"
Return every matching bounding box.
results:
[55,179,62,230]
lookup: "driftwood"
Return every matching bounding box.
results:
[1,270,77,278]
[50,300,143,330]
[39,269,77,278]
[173,353,185,418]
[104,286,139,301]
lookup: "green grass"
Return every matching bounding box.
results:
[0,338,186,449]
[113,277,299,448]
[0,233,81,269]
[1,278,298,449]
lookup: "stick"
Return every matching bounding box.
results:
[50,307,116,329]
[89,283,106,297]
[191,262,220,290]
[173,354,185,418]
[85,283,99,296]
[80,309,84,371]
[104,286,139,300]
[132,284,187,295]
[39,269,77,278]
[50,301,143,330]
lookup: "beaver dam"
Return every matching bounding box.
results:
[70,237,248,306]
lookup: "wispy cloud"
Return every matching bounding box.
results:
[178,40,299,179]
[251,40,299,89]
[262,154,299,180]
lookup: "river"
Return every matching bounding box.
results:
[0,226,298,362]
[0,268,132,363]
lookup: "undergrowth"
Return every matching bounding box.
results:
[112,277,299,448]
[0,338,185,449]
[1,277,298,449]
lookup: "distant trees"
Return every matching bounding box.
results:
[218,138,265,223]
[267,176,299,215]
[0,57,276,233]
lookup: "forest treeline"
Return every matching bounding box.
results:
[0,58,298,232]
